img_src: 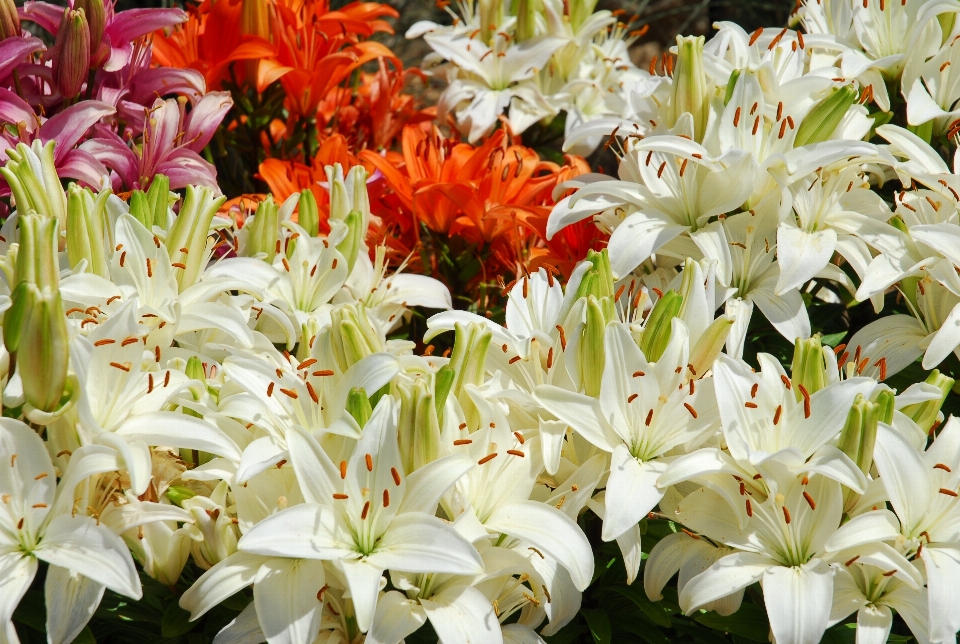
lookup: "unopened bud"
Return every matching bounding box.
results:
[791,336,828,399]
[434,364,455,418]
[298,190,320,237]
[166,485,197,507]
[568,0,599,32]
[336,210,363,274]
[0,0,19,38]
[670,35,709,142]
[129,174,171,231]
[901,370,955,434]
[688,315,734,376]
[447,322,491,429]
[639,290,682,363]
[575,249,615,301]
[580,297,607,396]
[1,141,68,227]
[74,0,106,54]
[397,376,441,473]
[794,85,858,147]
[66,184,111,278]
[53,8,91,99]
[20,288,69,413]
[516,0,535,41]
[245,196,279,262]
[328,304,383,373]
[839,390,893,510]
[346,387,373,427]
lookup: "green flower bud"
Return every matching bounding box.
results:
[129,174,171,231]
[516,0,536,41]
[1,141,68,227]
[20,288,69,413]
[328,304,383,373]
[66,183,111,278]
[16,214,61,292]
[575,249,615,301]
[336,210,363,274]
[166,485,197,507]
[3,281,37,354]
[580,297,607,397]
[901,370,956,434]
[434,364,455,418]
[167,185,226,291]
[447,322,492,429]
[639,290,682,363]
[794,85,858,147]
[298,190,320,237]
[0,0,19,39]
[669,36,710,142]
[838,390,893,510]
[568,0,599,32]
[346,387,373,427]
[790,336,829,399]
[245,196,279,262]
[397,376,441,473]
[53,8,91,99]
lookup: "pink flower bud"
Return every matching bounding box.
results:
[74,0,106,55]
[52,8,90,99]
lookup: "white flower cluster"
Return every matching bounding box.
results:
[408,0,643,154]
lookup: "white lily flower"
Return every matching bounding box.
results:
[0,420,142,644]
[536,319,717,542]
[872,418,960,643]
[830,561,931,644]
[236,396,484,633]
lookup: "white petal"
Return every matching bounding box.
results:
[44,566,105,644]
[237,504,355,560]
[874,423,932,535]
[420,585,503,644]
[116,412,242,461]
[775,226,838,296]
[369,512,483,575]
[485,500,594,591]
[34,515,141,599]
[607,212,689,278]
[680,552,772,613]
[762,560,833,644]
[533,385,619,452]
[253,558,324,644]
[919,544,960,643]
[0,554,37,627]
[398,454,474,516]
[644,532,692,601]
[213,601,264,644]
[180,552,266,620]
[602,447,665,541]
[823,510,902,553]
[922,301,960,369]
[339,558,384,633]
[366,591,426,644]
[845,316,928,379]
[856,604,893,644]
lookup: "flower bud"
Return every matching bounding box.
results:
[568,0,599,32]
[346,387,373,427]
[839,390,893,510]
[53,8,91,99]
[516,0,535,41]
[580,297,607,396]
[182,482,237,569]
[166,485,197,507]
[328,304,383,372]
[66,183,111,278]
[298,189,320,237]
[901,370,956,434]
[129,174,171,231]
[16,213,61,292]
[688,315,734,377]
[794,85,858,147]
[336,210,363,274]
[723,70,741,106]
[478,0,502,43]
[74,0,106,54]
[20,288,69,413]
[434,364,455,418]
[244,195,278,262]
[790,336,829,399]
[1,141,68,227]
[166,185,226,291]
[639,290,682,363]
[447,322,491,429]
[0,0,20,39]
[669,36,710,142]
[397,375,441,473]
[575,249,615,301]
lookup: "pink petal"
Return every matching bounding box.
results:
[57,148,108,188]
[0,37,46,81]
[183,91,232,152]
[79,133,139,187]
[0,87,40,133]
[155,149,220,193]
[39,100,116,161]
[106,8,186,43]
[129,68,206,106]
[19,1,64,35]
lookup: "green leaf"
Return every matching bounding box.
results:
[582,608,612,644]
[820,331,847,348]
[620,621,671,644]
[543,621,586,644]
[694,602,770,642]
[161,602,197,638]
[605,585,673,628]
[12,590,46,632]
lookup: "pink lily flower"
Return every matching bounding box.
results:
[20,0,185,72]
[0,88,114,189]
[80,91,232,193]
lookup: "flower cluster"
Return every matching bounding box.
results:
[412,0,645,153]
